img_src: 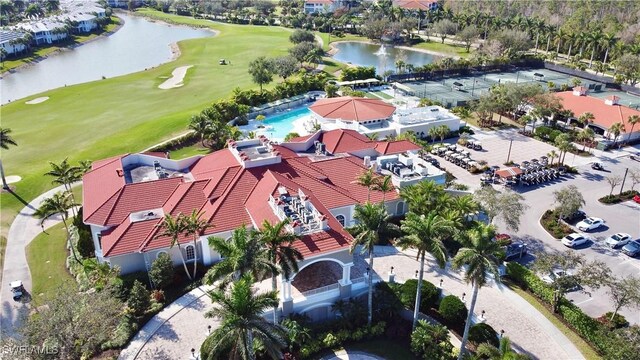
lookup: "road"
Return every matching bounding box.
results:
[504,148,640,324]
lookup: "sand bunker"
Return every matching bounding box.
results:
[5,175,21,184]
[158,65,193,90]
[25,97,49,104]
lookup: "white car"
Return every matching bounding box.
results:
[561,233,589,248]
[605,233,632,248]
[542,269,569,284]
[576,217,604,231]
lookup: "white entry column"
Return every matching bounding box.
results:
[340,262,353,286]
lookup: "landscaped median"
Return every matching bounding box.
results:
[598,190,639,205]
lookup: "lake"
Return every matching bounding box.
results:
[1,12,213,104]
[331,42,437,75]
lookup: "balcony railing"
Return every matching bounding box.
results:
[300,283,340,297]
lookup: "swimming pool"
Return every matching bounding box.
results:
[261,107,312,140]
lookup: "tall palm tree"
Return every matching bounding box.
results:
[354,168,377,202]
[399,180,446,216]
[350,202,396,325]
[576,32,589,58]
[587,30,603,68]
[45,158,81,216]
[452,224,502,360]
[182,209,211,279]
[547,150,558,166]
[577,112,595,129]
[397,212,453,330]
[477,336,531,360]
[450,194,479,224]
[34,191,81,264]
[577,128,595,152]
[626,115,640,143]
[554,28,566,58]
[156,213,191,280]
[203,275,288,360]
[373,175,394,203]
[206,225,275,288]
[0,127,17,190]
[565,32,577,59]
[601,33,617,66]
[608,122,625,148]
[256,219,303,323]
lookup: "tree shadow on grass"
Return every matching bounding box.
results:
[6,189,31,209]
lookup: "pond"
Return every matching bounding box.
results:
[1,12,213,104]
[331,41,437,75]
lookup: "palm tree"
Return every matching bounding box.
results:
[626,115,640,144]
[576,32,589,58]
[452,224,502,360]
[577,128,595,152]
[477,336,531,360]
[577,112,595,129]
[182,209,211,279]
[350,202,396,325]
[399,180,446,216]
[547,150,558,166]
[373,175,394,203]
[587,30,603,68]
[608,122,625,148]
[206,225,275,288]
[45,158,81,215]
[0,127,17,190]
[189,114,211,147]
[156,213,191,280]
[565,32,577,59]
[203,275,287,360]
[554,29,566,58]
[354,168,377,202]
[397,212,453,330]
[256,219,303,323]
[601,33,617,66]
[34,191,81,264]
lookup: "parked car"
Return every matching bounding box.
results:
[504,242,527,260]
[561,233,589,248]
[560,210,586,224]
[605,233,632,248]
[591,162,604,170]
[622,240,640,258]
[576,217,604,231]
[10,280,24,301]
[633,194,640,204]
[541,269,570,284]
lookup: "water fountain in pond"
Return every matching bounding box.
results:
[374,44,388,57]
[374,44,389,78]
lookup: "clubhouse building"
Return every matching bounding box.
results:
[83,130,444,319]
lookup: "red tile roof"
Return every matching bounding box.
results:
[556,91,640,132]
[393,0,438,10]
[375,140,422,154]
[309,96,396,122]
[85,134,416,258]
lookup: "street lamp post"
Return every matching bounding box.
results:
[506,139,513,164]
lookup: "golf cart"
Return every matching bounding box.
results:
[10,280,24,301]
[591,162,604,171]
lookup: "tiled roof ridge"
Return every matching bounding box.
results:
[103,219,134,257]
[205,165,247,223]
[88,154,125,172]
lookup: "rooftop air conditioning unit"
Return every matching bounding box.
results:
[363,156,371,167]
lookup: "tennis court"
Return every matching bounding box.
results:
[398,68,600,108]
[589,90,640,109]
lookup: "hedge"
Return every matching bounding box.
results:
[468,323,499,348]
[400,279,441,312]
[298,321,387,359]
[438,295,468,324]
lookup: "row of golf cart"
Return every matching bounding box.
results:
[431,144,481,170]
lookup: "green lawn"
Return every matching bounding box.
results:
[169,143,212,160]
[25,223,74,300]
[414,41,472,58]
[0,10,293,245]
[508,285,602,360]
[1,17,121,72]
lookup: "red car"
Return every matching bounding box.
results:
[634,194,640,204]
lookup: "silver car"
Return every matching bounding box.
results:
[605,233,632,248]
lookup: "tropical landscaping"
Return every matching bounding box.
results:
[3,1,640,359]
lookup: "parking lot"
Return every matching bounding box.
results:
[436,129,593,189]
[506,154,640,324]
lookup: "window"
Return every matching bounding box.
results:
[96,233,102,251]
[336,215,345,227]
[396,202,405,215]
[157,251,168,260]
[185,245,195,261]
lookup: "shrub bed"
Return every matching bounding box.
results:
[468,323,499,348]
[598,190,638,204]
[400,279,441,313]
[540,209,573,239]
[438,295,468,325]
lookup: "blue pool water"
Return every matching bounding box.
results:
[262,107,311,139]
